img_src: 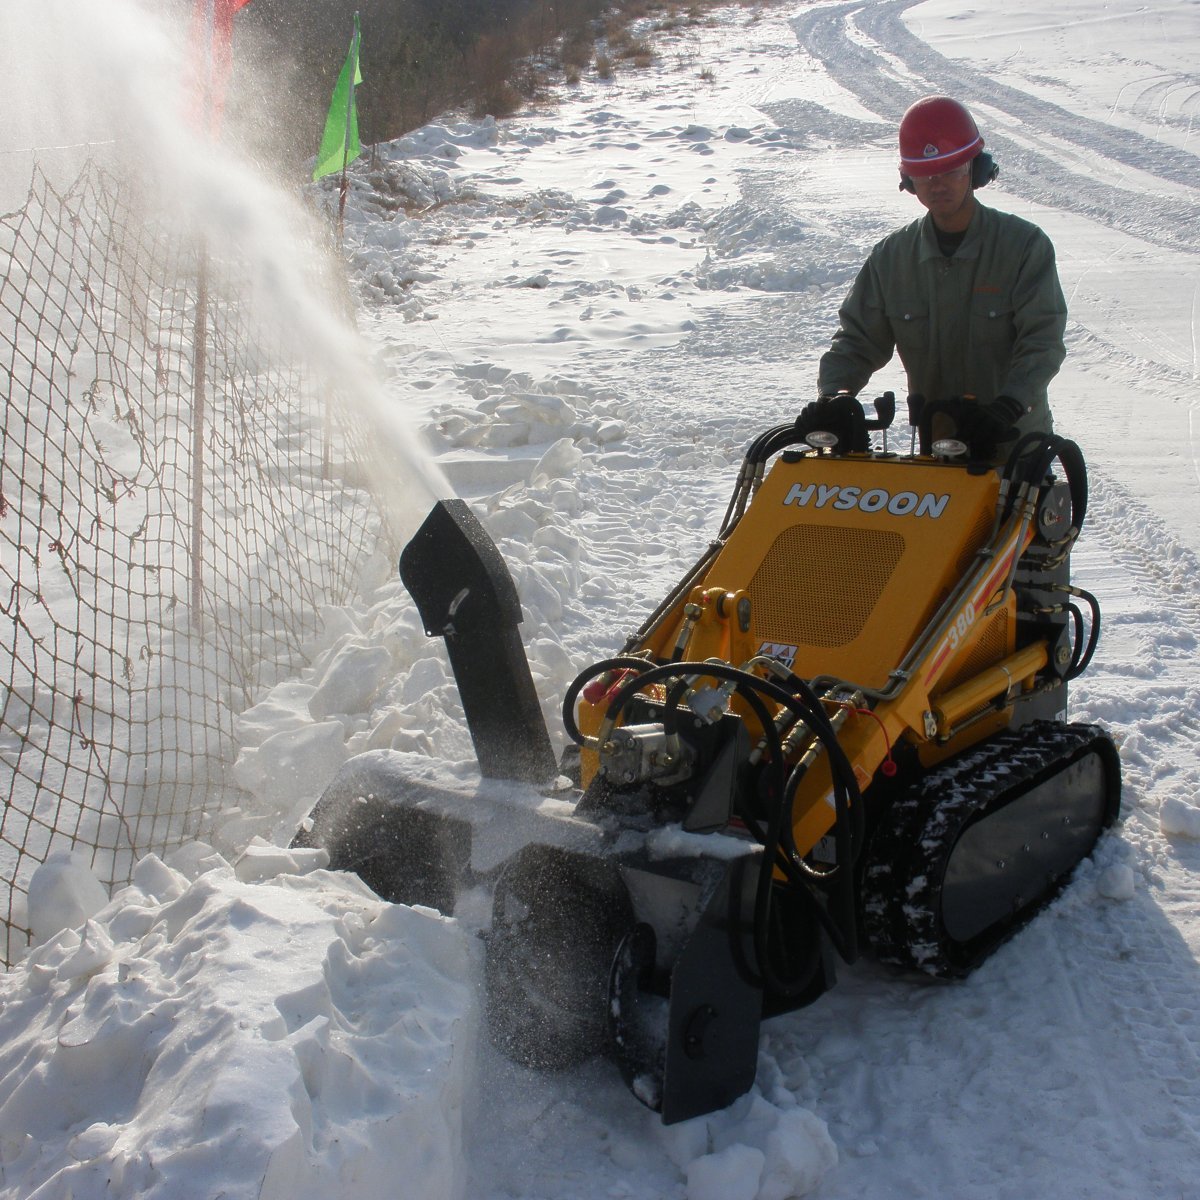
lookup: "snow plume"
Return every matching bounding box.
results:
[3,0,449,540]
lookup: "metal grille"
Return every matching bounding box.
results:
[939,609,1011,694]
[956,506,996,577]
[748,525,906,648]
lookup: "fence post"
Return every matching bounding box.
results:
[191,242,208,628]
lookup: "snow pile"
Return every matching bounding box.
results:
[24,852,111,946]
[1094,862,1138,900]
[1,850,477,1200]
[225,564,445,848]
[1160,796,1200,840]
[430,366,628,456]
[664,1094,838,1200]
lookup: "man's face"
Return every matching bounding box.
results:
[911,162,974,231]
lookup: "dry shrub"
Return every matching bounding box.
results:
[595,52,613,78]
[472,81,525,119]
[561,32,594,70]
[463,31,527,118]
[617,35,654,60]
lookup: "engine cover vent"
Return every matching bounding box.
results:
[749,524,905,648]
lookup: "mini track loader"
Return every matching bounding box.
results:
[295,394,1121,1123]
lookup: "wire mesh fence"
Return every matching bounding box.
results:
[0,161,383,965]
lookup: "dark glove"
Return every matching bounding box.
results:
[971,394,1026,442]
[797,394,868,452]
[798,396,841,428]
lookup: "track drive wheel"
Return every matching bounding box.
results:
[609,923,668,1110]
[485,845,633,1069]
[862,721,1121,978]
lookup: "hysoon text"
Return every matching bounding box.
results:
[783,482,950,519]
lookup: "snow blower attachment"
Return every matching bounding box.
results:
[296,395,1121,1124]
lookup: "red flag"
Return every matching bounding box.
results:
[188,0,254,138]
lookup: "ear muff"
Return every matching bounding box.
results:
[971,151,998,188]
[899,152,998,193]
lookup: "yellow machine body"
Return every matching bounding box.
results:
[578,451,1049,860]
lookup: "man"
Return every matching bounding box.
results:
[816,96,1067,458]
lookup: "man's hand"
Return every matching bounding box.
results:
[972,394,1026,442]
[798,396,841,427]
[796,394,869,452]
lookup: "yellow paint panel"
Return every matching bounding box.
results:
[658,455,1004,689]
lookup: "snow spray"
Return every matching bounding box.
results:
[0,0,455,928]
[2,0,450,538]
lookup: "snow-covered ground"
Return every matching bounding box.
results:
[3,0,1200,1197]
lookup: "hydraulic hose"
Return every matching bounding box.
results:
[720,422,810,535]
[561,656,655,747]
[588,657,865,971]
[1002,432,1089,536]
[1066,588,1102,679]
[592,657,863,868]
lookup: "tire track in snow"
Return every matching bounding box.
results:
[1122,73,1200,130]
[1069,460,1200,774]
[788,1,1200,254]
[1022,906,1200,1176]
[853,0,1200,188]
[1083,465,1200,641]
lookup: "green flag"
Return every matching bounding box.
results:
[313,13,363,182]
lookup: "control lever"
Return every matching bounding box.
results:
[864,392,896,452]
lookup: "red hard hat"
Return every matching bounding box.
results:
[898,96,984,178]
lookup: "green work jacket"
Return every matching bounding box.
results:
[817,202,1067,440]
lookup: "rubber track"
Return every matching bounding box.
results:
[862,721,1115,978]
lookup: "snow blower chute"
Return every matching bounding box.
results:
[295,395,1121,1124]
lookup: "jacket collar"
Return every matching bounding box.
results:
[918,202,987,262]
